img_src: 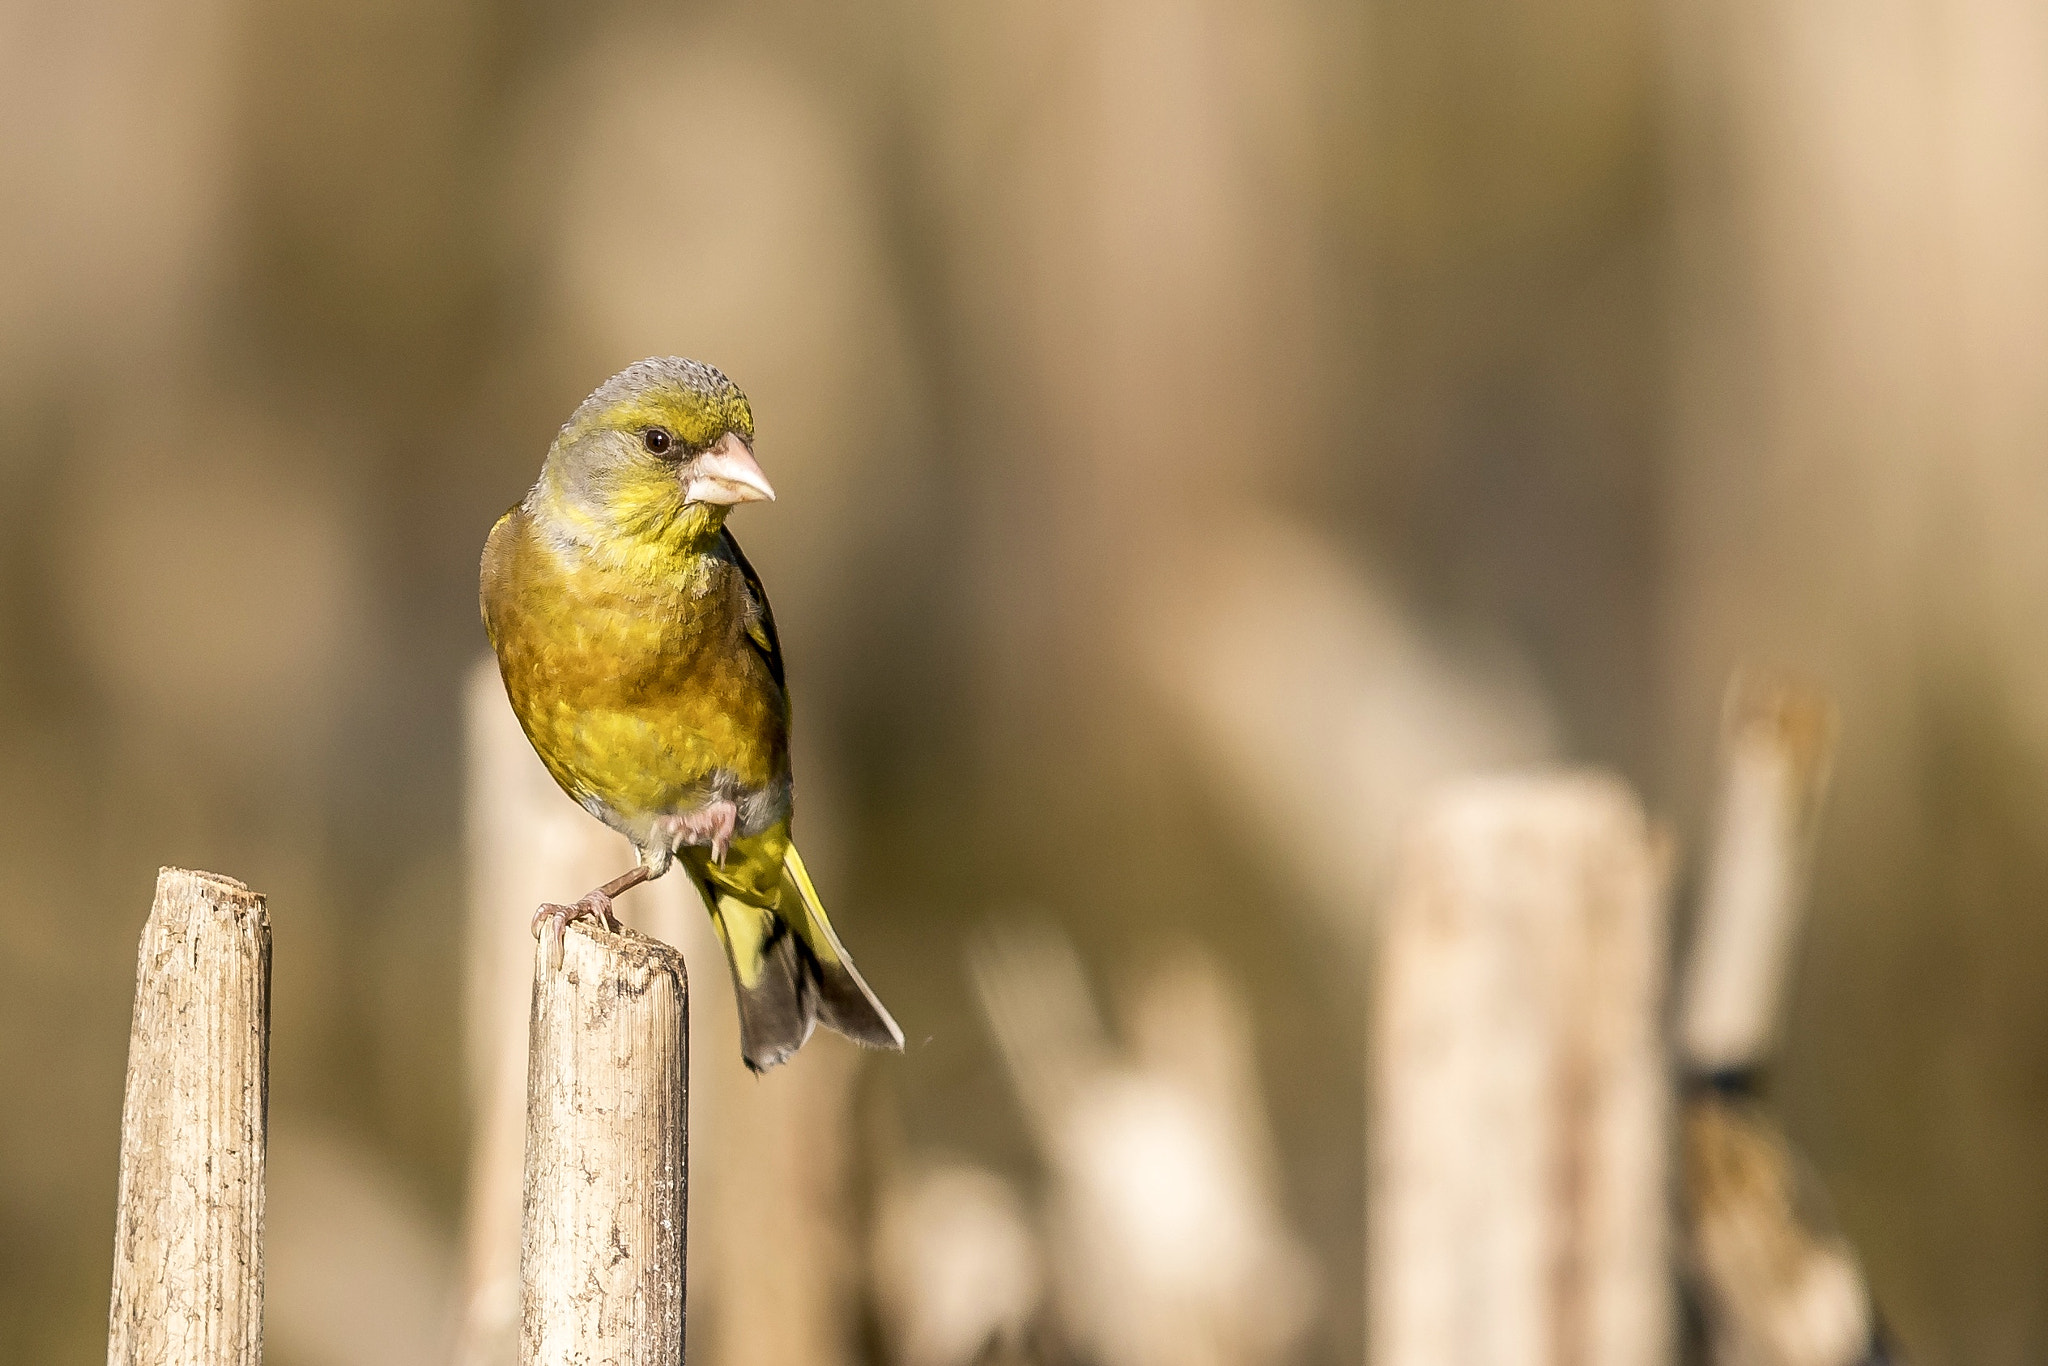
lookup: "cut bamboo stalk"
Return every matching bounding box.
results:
[1681,1093,1878,1366]
[1679,674,1838,1074]
[520,920,688,1365]
[1370,772,1670,1366]
[1675,674,1880,1366]
[107,867,271,1366]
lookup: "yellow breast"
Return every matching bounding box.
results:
[480,507,788,835]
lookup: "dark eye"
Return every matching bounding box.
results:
[642,428,673,456]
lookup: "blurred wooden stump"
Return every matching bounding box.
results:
[1676,674,1884,1366]
[869,1161,1045,1366]
[1370,773,1670,1366]
[973,927,1316,1366]
[1680,675,1837,1073]
[1682,1093,1878,1366]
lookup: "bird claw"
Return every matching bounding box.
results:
[536,908,567,970]
[583,890,621,931]
[531,891,621,969]
[656,798,739,866]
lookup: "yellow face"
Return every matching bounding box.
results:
[535,358,768,550]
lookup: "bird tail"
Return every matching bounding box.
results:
[698,845,904,1072]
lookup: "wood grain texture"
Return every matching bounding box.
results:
[107,867,271,1366]
[521,921,688,1366]
[1370,773,1670,1366]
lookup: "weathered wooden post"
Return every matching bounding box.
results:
[1676,676,1885,1366]
[107,868,272,1366]
[1370,772,1670,1366]
[520,921,688,1365]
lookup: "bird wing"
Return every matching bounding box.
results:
[718,527,785,691]
[477,505,524,651]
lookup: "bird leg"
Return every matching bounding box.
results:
[655,798,740,865]
[532,864,656,969]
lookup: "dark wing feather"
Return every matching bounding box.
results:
[718,527,785,691]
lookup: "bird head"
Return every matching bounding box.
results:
[534,357,772,547]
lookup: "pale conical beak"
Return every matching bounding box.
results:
[682,431,775,506]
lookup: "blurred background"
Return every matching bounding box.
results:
[4,0,2048,1361]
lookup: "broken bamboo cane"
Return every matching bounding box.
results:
[107,867,271,1366]
[520,920,688,1365]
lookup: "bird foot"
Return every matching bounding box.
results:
[531,890,621,970]
[657,799,740,865]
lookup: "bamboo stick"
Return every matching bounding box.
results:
[1675,675,1882,1366]
[520,920,688,1365]
[107,867,271,1366]
[1681,1093,1878,1366]
[1678,675,1838,1075]
[1370,773,1670,1366]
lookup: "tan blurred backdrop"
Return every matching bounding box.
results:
[4,0,2047,1362]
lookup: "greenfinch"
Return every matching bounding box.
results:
[480,357,902,1071]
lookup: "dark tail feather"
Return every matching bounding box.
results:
[696,850,902,1072]
[780,845,904,1053]
[725,916,815,1072]
[807,939,904,1052]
